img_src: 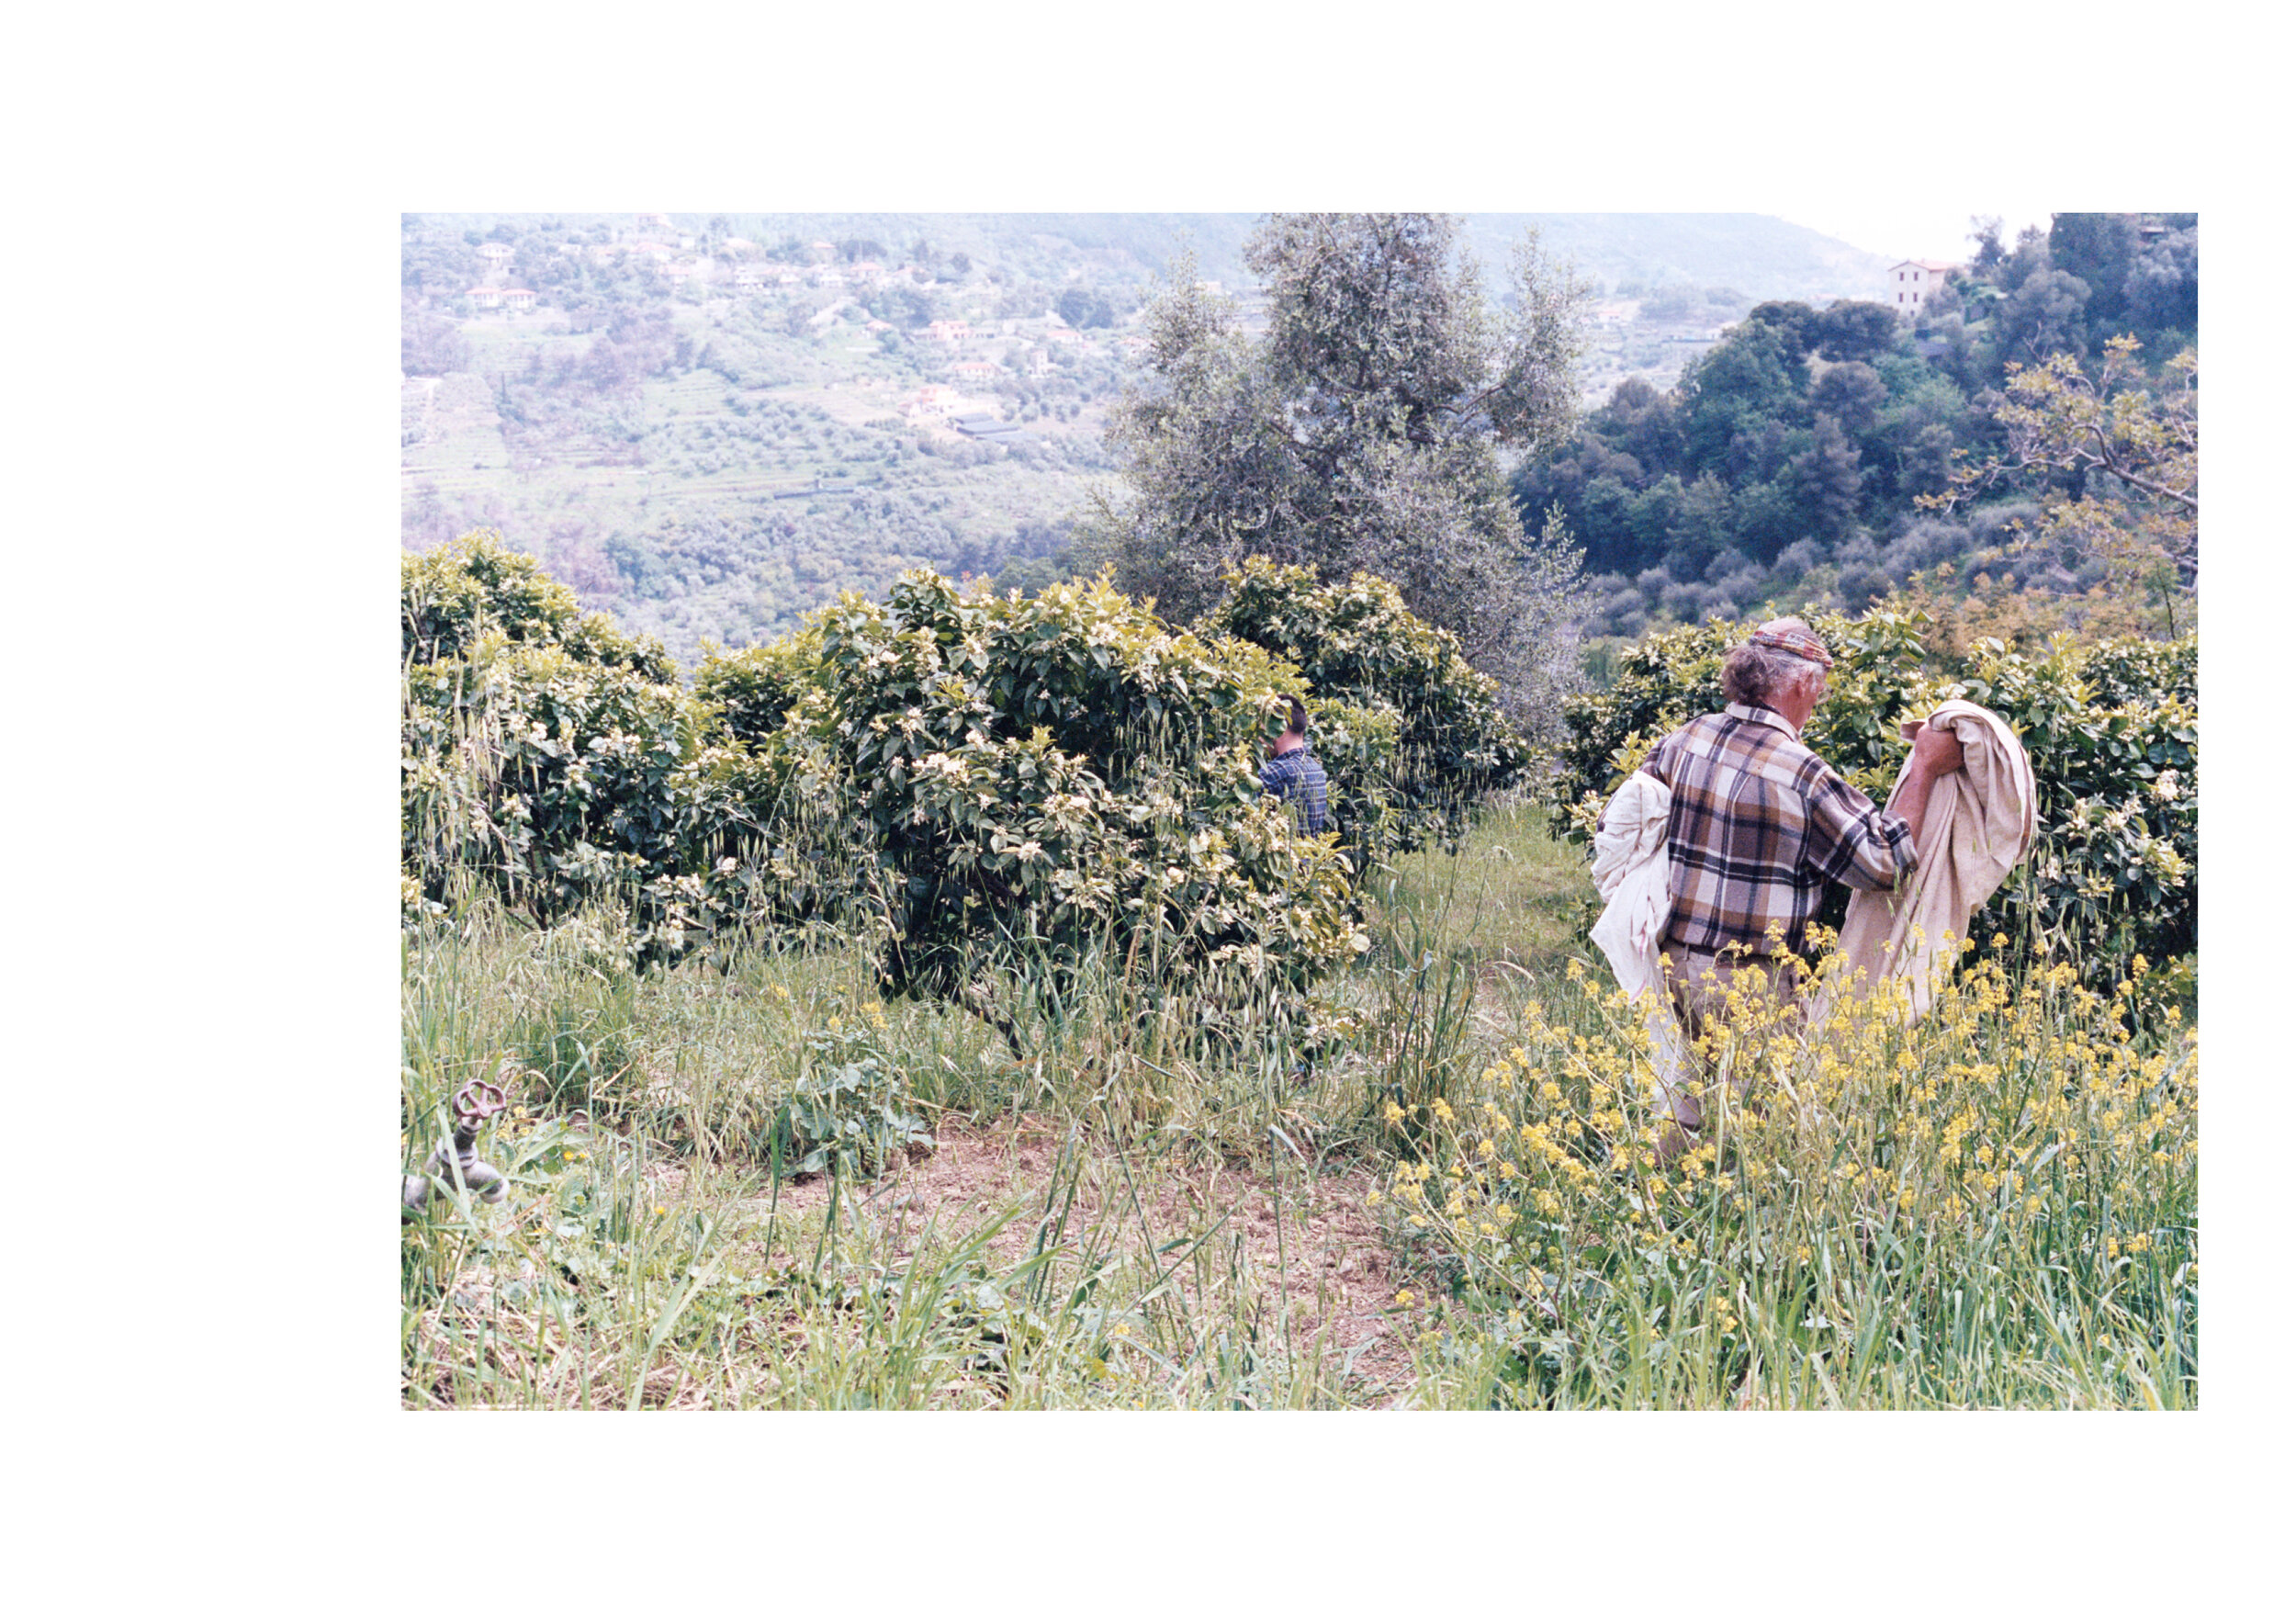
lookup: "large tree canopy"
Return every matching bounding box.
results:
[1084,212,1594,733]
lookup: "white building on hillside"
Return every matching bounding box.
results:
[1887,260,1959,316]
[906,384,966,420]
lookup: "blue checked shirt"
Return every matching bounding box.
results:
[1260,746,1330,836]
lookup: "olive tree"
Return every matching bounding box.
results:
[1084,213,1595,736]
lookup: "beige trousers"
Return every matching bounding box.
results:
[1658,943,1806,1132]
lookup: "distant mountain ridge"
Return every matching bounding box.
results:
[415,211,1893,304]
[1461,214,1893,303]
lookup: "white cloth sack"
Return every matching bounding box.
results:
[1589,770,1686,1100]
[1821,699,2037,1024]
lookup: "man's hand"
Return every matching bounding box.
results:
[1888,722,1965,859]
[1908,723,1964,779]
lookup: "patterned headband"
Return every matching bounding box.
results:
[1747,626,1834,670]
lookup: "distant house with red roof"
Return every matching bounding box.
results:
[502,288,535,310]
[467,287,503,309]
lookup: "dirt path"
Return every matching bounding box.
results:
[671,1115,1427,1399]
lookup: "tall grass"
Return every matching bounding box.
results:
[1375,939,2198,1409]
[402,811,2198,1409]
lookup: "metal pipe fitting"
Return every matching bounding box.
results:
[402,1075,511,1220]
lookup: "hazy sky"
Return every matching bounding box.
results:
[1773,205,2060,266]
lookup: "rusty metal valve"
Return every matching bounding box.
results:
[402,1074,512,1220]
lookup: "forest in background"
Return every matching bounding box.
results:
[1520,213,2199,657]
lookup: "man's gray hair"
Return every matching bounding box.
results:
[1720,642,1825,709]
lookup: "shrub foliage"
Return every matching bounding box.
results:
[404,536,1525,1027]
[1202,558,1532,865]
[765,568,1365,1027]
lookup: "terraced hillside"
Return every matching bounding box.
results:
[401,212,1897,666]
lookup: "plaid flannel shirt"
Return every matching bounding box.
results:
[1629,704,1916,957]
[1260,745,1330,836]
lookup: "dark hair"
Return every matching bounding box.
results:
[1280,694,1308,735]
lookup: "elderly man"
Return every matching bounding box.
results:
[1629,617,1962,1156]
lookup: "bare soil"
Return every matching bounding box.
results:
[666,1114,1430,1399]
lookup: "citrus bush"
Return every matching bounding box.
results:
[403,531,674,680]
[407,540,1389,1030]
[1200,558,1531,865]
[402,536,853,958]
[748,569,1367,1033]
[1549,607,2196,989]
[1377,947,2198,1407]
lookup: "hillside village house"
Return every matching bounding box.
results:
[1027,348,1052,377]
[949,359,1000,384]
[810,241,837,262]
[468,287,504,310]
[850,261,884,284]
[734,265,765,291]
[816,268,847,288]
[1888,260,1958,314]
[478,242,514,271]
[905,384,966,420]
[925,320,972,345]
[502,288,535,311]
